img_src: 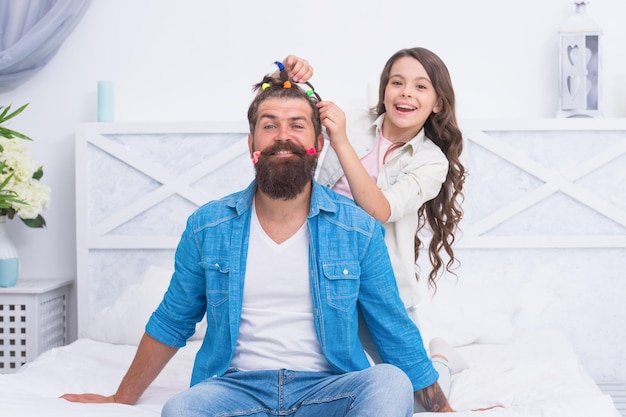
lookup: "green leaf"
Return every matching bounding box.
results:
[0,170,27,208]
[0,104,32,140]
[21,214,46,228]
[0,106,10,121]
[0,126,33,141]
[0,169,16,190]
[0,104,29,124]
[32,166,44,180]
[0,195,26,209]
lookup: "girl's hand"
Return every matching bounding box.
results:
[282,55,313,83]
[318,101,349,149]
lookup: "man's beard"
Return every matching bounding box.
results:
[254,141,318,200]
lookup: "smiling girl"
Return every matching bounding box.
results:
[311,48,467,410]
[317,47,465,309]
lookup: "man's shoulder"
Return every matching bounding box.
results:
[191,184,253,224]
[197,188,243,210]
[314,182,380,229]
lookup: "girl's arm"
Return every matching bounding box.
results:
[318,101,391,222]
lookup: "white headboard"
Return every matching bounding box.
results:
[75,122,252,336]
[436,118,626,382]
[73,119,626,381]
[457,118,626,248]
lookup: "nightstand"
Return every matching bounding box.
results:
[0,278,73,373]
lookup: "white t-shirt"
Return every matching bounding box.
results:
[229,203,332,372]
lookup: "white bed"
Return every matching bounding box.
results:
[0,122,621,417]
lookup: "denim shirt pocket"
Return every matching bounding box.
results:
[322,261,360,312]
[199,258,230,308]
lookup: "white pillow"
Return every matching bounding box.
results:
[84,265,206,345]
[416,279,516,348]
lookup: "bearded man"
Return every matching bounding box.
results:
[62,63,451,416]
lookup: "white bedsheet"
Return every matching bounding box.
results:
[0,332,619,417]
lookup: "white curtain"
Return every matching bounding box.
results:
[0,0,92,92]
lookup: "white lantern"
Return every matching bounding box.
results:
[558,2,602,118]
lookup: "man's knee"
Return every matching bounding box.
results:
[369,364,413,397]
[161,390,204,417]
[161,394,183,417]
[348,364,413,416]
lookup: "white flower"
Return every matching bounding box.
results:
[0,137,50,226]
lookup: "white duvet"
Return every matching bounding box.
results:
[0,331,619,417]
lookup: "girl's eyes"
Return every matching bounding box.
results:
[390,81,428,91]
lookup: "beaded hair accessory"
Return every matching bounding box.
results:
[271,62,322,152]
[274,61,321,101]
[249,61,323,165]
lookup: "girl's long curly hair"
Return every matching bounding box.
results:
[375,47,466,291]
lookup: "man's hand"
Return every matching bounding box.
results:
[415,382,455,412]
[60,393,116,403]
[59,333,178,406]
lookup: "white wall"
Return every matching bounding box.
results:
[0,0,624,377]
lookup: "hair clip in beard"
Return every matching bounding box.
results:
[252,148,315,164]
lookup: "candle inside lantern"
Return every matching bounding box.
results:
[97,80,114,122]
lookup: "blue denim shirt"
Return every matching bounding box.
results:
[146,180,438,391]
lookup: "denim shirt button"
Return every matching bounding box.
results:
[343,269,349,275]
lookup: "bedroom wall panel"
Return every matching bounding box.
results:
[75,122,253,337]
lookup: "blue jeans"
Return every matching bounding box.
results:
[161,364,414,417]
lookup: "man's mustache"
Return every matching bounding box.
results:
[259,141,307,157]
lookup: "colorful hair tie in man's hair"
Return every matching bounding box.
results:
[274,61,289,82]
[304,82,322,101]
[274,60,323,101]
[253,61,323,101]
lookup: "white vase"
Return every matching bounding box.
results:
[0,215,19,287]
